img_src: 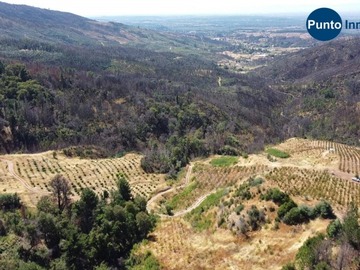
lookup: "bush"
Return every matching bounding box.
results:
[281,263,296,270]
[313,201,335,219]
[0,219,6,236]
[283,207,310,225]
[261,188,290,205]
[315,262,331,270]
[235,204,244,215]
[327,219,342,238]
[248,177,264,187]
[247,205,265,231]
[0,193,21,211]
[295,234,325,270]
[277,200,297,219]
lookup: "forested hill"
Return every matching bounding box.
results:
[0,2,285,175]
[257,37,360,146]
[0,1,149,45]
[0,1,359,176]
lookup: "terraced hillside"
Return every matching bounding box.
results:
[140,138,360,269]
[0,151,166,207]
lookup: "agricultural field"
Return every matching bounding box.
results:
[0,151,166,207]
[142,138,360,269]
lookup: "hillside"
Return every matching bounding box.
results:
[0,1,187,46]
[258,37,360,83]
[140,138,360,269]
[0,2,288,178]
[253,38,360,146]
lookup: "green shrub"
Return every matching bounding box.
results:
[261,188,290,205]
[247,205,265,230]
[0,193,21,211]
[235,204,244,215]
[314,262,331,270]
[283,207,310,225]
[277,200,297,219]
[248,177,264,187]
[281,263,296,270]
[313,201,335,219]
[295,234,325,270]
[327,219,342,238]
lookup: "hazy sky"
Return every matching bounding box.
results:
[1,0,360,16]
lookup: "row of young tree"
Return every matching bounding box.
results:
[0,174,157,269]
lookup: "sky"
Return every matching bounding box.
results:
[1,0,360,17]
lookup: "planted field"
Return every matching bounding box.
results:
[266,167,360,208]
[276,138,360,175]
[0,151,166,205]
[311,140,360,175]
[164,164,269,211]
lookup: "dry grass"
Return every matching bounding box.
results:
[145,138,360,269]
[143,217,329,270]
[0,151,166,207]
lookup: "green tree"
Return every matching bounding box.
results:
[38,213,60,249]
[314,262,331,270]
[25,224,40,250]
[134,196,147,212]
[0,219,6,236]
[343,204,360,249]
[136,212,154,239]
[74,188,99,233]
[116,174,132,202]
[36,196,57,215]
[296,234,324,270]
[283,207,309,225]
[0,193,21,210]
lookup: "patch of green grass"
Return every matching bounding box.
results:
[185,189,227,231]
[210,156,238,167]
[166,181,198,210]
[266,148,290,159]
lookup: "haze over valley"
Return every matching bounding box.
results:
[0,1,360,269]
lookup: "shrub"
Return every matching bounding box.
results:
[315,262,331,270]
[0,219,6,236]
[261,188,290,205]
[313,201,335,219]
[277,200,297,219]
[283,207,310,225]
[248,177,264,187]
[295,234,325,270]
[235,204,244,215]
[327,219,342,238]
[281,263,296,270]
[247,205,265,231]
[0,193,21,211]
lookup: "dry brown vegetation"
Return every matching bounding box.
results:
[0,151,166,207]
[144,138,360,269]
[2,138,360,269]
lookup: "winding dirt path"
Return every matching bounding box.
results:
[146,163,218,217]
[147,164,194,214]
[0,158,51,196]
